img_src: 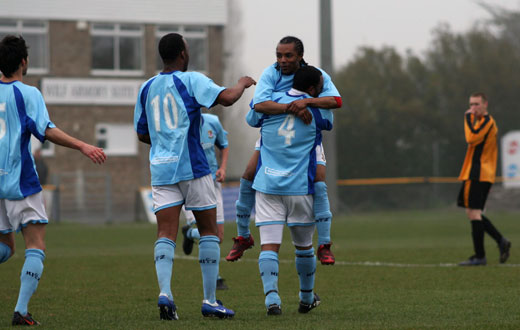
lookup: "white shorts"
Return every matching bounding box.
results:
[254,191,314,227]
[182,180,224,224]
[259,224,315,247]
[255,137,326,165]
[152,174,217,213]
[0,192,48,234]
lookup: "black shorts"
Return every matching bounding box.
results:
[457,180,491,210]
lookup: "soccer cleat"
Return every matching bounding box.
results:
[225,235,255,261]
[216,278,228,290]
[298,293,321,314]
[499,238,511,264]
[317,243,335,265]
[458,255,487,266]
[267,304,282,316]
[201,299,235,319]
[11,312,40,326]
[158,294,179,320]
[181,224,194,255]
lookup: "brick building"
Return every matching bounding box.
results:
[1,0,229,222]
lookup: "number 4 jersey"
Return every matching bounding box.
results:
[134,71,225,186]
[0,81,55,200]
[246,89,333,196]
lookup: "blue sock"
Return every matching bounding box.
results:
[314,182,332,245]
[258,250,281,308]
[295,248,316,304]
[236,178,255,238]
[15,249,45,315]
[154,238,175,300]
[0,242,12,264]
[187,228,200,241]
[199,235,220,303]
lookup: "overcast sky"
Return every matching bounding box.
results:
[237,0,520,79]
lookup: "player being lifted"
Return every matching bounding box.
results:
[134,33,255,320]
[226,36,342,265]
[181,112,230,290]
[247,66,333,315]
[0,35,106,326]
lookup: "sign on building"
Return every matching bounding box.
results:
[501,130,520,188]
[41,78,142,105]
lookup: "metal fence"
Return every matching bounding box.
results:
[51,171,112,224]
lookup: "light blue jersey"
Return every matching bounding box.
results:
[200,113,228,180]
[252,63,340,107]
[134,71,225,186]
[0,81,55,200]
[247,89,333,195]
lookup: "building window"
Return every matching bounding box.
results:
[91,23,143,76]
[156,25,208,73]
[0,20,48,75]
[95,123,137,156]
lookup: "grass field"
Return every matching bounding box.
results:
[1,209,519,329]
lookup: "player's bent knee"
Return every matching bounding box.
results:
[0,242,13,264]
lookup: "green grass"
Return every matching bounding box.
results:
[1,209,519,329]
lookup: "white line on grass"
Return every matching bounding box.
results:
[175,254,520,268]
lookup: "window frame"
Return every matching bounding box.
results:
[0,20,49,75]
[90,23,144,77]
[155,25,209,74]
[95,122,138,156]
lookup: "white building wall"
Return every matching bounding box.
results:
[2,0,227,25]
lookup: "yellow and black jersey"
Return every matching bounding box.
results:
[458,113,498,183]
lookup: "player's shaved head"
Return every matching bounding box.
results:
[158,33,186,64]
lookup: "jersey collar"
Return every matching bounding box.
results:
[287,88,308,97]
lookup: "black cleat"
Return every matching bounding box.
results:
[216,278,228,290]
[499,238,511,264]
[182,225,194,255]
[158,294,179,320]
[12,312,40,326]
[298,293,321,314]
[267,304,282,316]
[458,255,487,266]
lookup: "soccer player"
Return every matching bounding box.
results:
[134,33,255,320]
[181,112,229,290]
[247,66,332,315]
[457,92,511,266]
[226,36,342,265]
[0,35,106,326]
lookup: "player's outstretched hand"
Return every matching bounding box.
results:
[238,76,256,88]
[80,143,107,164]
[465,108,474,114]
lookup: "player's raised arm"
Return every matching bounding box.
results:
[216,76,256,106]
[45,127,106,164]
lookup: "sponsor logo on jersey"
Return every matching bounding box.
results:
[151,156,179,164]
[265,167,294,177]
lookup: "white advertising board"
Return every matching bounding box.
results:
[501,131,520,188]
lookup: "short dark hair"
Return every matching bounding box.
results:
[158,33,185,63]
[278,36,308,67]
[470,92,487,102]
[0,35,28,78]
[293,66,322,92]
